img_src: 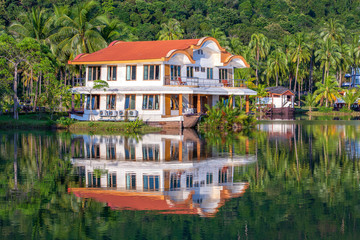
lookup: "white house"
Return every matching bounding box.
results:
[69,132,256,216]
[258,86,295,108]
[68,37,257,127]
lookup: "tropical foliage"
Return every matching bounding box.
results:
[200,97,256,131]
[1,0,360,118]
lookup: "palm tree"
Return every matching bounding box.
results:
[157,19,184,40]
[0,24,5,35]
[266,48,287,86]
[210,28,229,48]
[249,33,269,85]
[348,34,360,78]
[314,76,340,108]
[99,17,131,43]
[307,32,319,92]
[320,19,345,43]
[337,43,351,87]
[315,38,341,82]
[289,33,310,92]
[50,1,107,59]
[9,7,52,43]
[342,89,360,110]
[303,93,317,113]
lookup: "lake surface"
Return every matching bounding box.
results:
[1,121,360,239]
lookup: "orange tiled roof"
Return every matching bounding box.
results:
[68,37,250,67]
[69,39,200,64]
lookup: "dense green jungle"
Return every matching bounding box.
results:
[2,0,360,115]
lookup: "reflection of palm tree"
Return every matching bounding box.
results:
[314,76,340,107]
[13,133,18,190]
[157,19,184,40]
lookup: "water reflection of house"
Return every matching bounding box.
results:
[258,123,295,139]
[69,131,256,217]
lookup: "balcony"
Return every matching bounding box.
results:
[164,76,247,88]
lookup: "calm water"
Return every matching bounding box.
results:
[1,122,360,239]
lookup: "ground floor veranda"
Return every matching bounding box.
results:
[70,86,257,124]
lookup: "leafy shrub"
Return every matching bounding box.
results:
[339,107,352,113]
[318,106,332,113]
[56,117,75,128]
[125,118,144,132]
[200,98,256,131]
[88,122,96,128]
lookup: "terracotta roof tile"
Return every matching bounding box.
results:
[70,39,200,63]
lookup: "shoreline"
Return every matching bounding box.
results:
[305,111,360,116]
[0,114,160,134]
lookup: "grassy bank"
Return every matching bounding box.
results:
[0,114,52,129]
[306,111,360,116]
[68,121,159,134]
[0,114,160,134]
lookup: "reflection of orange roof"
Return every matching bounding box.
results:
[68,188,198,215]
[68,184,249,217]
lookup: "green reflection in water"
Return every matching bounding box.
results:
[1,122,360,239]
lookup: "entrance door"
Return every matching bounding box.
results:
[165,94,171,115]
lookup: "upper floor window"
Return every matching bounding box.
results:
[88,66,101,81]
[170,65,181,80]
[142,95,159,110]
[125,95,136,110]
[187,66,194,78]
[144,65,160,80]
[219,69,228,80]
[207,68,213,79]
[107,66,117,81]
[197,49,204,55]
[106,95,116,110]
[126,65,136,81]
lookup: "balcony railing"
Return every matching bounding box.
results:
[164,76,247,88]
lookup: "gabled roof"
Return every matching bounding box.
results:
[266,86,295,95]
[68,37,249,67]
